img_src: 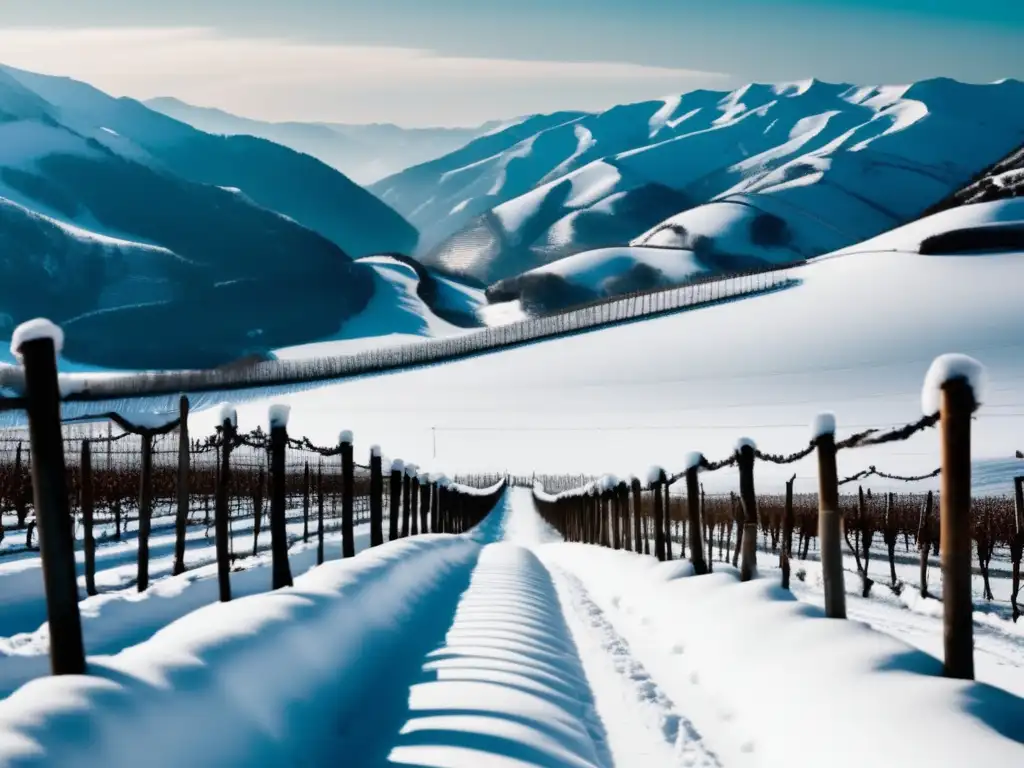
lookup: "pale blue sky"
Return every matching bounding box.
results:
[1,0,1021,125]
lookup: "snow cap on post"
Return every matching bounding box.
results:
[645,465,665,486]
[339,429,353,445]
[218,403,237,427]
[811,413,836,441]
[683,452,704,472]
[370,444,382,458]
[599,474,618,492]
[268,404,290,429]
[405,462,418,477]
[11,318,64,361]
[418,472,429,483]
[391,458,404,474]
[922,354,987,415]
[735,437,757,453]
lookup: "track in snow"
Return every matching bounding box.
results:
[369,489,730,768]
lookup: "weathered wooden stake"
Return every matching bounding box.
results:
[939,377,975,680]
[410,473,420,536]
[663,483,673,561]
[781,474,795,590]
[340,433,355,558]
[816,430,846,618]
[370,448,384,546]
[737,442,759,582]
[401,468,412,537]
[137,432,154,592]
[215,414,234,602]
[389,465,402,541]
[19,330,86,675]
[631,478,642,554]
[653,475,666,561]
[252,467,265,557]
[685,465,708,575]
[269,412,294,589]
[420,477,430,533]
[919,490,934,598]
[302,461,310,543]
[316,464,325,565]
[81,439,97,597]
[172,395,190,576]
[1011,478,1023,622]
[430,479,440,534]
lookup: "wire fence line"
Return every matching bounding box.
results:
[0,268,796,411]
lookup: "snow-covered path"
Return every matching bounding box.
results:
[371,487,730,768]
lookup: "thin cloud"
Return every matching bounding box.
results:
[0,27,732,124]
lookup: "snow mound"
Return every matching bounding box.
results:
[811,412,836,440]
[735,437,757,452]
[922,354,988,415]
[268,404,290,429]
[0,536,480,767]
[217,403,237,428]
[10,318,64,361]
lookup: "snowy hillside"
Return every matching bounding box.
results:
[177,200,1024,492]
[1,65,417,258]
[272,255,484,359]
[388,78,1024,295]
[925,140,1024,213]
[145,97,500,184]
[0,64,443,368]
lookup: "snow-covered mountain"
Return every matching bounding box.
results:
[145,97,502,185]
[0,64,428,368]
[382,77,1024,296]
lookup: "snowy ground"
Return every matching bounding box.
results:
[2,488,1020,766]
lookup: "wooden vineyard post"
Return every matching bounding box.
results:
[919,491,934,598]
[685,462,708,575]
[269,406,294,590]
[173,395,190,576]
[631,478,643,555]
[401,464,412,538]
[419,475,430,533]
[619,481,631,551]
[302,461,310,543]
[781,474,796,590]
[651,470,666,561]
[16,323,86,675]
[815,418,846,618]
[252,467,265,558]
[663,483,673,561]
[317,464,325,565]
[340,431,355,558]
[410,473,420,536]
[736,440,759,582]
[1012,478,1023,622]
[929,357,982,681]
[389,462,402,541]
[430,478,441,534]
[369,447,384,547]
[137,432,154,592]
[215,408,235,602]
[81,439,97,597]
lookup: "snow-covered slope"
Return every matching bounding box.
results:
[924,140,1024,213]
[396,78,1024,290]
[0,64,422,368]
[145,97,499,185]
[178,201,1024,494]
[1,65,417,258]
[273,256,483,359]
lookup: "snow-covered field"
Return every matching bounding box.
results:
[1,489,1019,766]
[179,200,1024,495]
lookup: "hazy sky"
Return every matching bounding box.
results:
[1,0,1021,126]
